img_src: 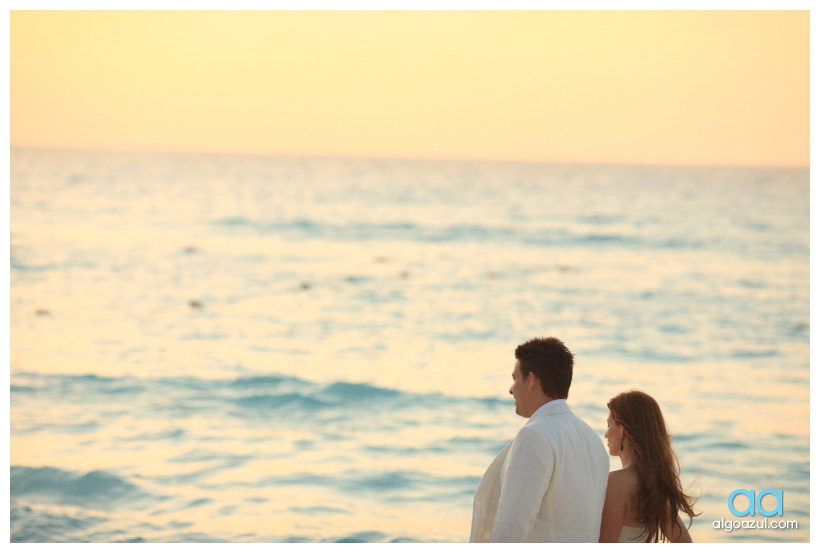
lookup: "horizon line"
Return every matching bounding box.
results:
[9,144,810,171]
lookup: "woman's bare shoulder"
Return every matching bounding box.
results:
[607,467,638,494]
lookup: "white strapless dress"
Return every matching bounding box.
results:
[618,525,648,543]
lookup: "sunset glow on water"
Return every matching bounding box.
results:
[10,149,809,542]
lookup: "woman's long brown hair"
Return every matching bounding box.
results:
[607,391,699,542]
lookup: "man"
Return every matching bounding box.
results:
[469,337,609,542]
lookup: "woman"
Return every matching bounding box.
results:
[599,391,699,542]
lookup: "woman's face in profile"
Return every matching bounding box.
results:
[605,410,623,456]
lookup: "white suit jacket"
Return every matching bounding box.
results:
[469,402,610,542]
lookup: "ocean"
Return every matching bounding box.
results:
[9,147,810,542]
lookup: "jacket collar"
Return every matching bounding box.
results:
[526,399,571,425]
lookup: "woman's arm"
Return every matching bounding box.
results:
[669,514,693,543]
[599,471,629,542]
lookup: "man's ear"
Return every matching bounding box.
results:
[526,371,540,391]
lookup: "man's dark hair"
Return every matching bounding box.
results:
[514,337,574,399]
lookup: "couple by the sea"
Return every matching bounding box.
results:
[469,337,698,543]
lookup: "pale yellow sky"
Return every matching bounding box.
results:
[10,10,810,166]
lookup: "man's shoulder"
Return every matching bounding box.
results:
[514,420,551,441]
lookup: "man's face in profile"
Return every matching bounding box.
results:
[509,360,531,417]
